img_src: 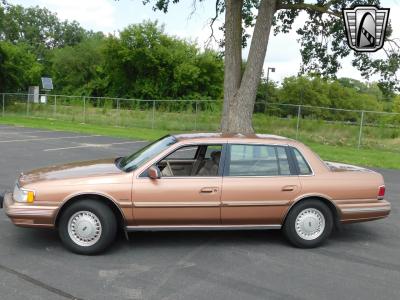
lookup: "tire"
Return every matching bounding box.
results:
[58,199,117,255]
[283,200,333,248]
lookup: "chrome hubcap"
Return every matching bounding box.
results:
[68,211,102,247]
[295,208,325,240]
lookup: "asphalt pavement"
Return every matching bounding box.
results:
[0,124,399,300]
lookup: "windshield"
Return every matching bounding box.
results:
[118,135,177,172]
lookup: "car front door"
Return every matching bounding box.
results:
[221,143,301,225]
[132,144,224,226]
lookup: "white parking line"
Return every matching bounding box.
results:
[43,141,147,152]
[0,135,100,143]
[0,130,55,135]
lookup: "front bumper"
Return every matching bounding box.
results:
[3,192,57,228]
[338,199,391,223]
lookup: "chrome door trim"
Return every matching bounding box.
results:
[126,224,282,231]
[134,200,290,208]
[133,201,220,208]
[221,200,290,207]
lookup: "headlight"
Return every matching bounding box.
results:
[13,184,35,203]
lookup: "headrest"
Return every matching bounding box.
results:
[211,151,221,164]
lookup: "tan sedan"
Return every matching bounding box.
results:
[1,133,390,254]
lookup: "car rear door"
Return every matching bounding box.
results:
[221,143,301,225]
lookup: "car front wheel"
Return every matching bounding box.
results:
[58,200,117,255]
[283,200,333,248]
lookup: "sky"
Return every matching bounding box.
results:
[7,0,400,83]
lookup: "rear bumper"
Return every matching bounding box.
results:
[3,192,57,228]
[338,199,391,223]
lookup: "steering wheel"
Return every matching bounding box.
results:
[166,160,174,176]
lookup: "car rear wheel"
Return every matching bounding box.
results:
[59,200,117,255]
[283,200,333,248]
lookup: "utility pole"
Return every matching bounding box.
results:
[265,67,275,112]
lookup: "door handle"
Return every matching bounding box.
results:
[282,185,296,192]
[200,187,218,193]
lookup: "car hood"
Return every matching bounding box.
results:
[19,158,122,185]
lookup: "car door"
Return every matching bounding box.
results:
[132,144,224,225]
[221,143,301,225]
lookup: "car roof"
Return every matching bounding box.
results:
[172,132,295,144]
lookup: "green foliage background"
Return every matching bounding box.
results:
[0,1,398,112]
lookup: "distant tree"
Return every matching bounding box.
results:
[0,1,103,92]
[50,36,107,96]
[255,79,279,111]
[0,41,43,92]
[338,77,384,101]
[278,75,383,113]
[279,76,330,107]
[0,1,88,55]
[103,21,223,99]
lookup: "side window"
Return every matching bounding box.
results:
[165,146,198,160]
[156,144,222,177]
[228,144,291,176]
[293,148,312,175]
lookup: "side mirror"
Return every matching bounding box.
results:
[148,166,161,179]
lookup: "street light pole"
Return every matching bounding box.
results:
[265,67,275,113]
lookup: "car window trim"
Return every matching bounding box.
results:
[286,146,299,175]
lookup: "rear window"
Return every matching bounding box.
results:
[227,144,291,176]
[293,148,312,175]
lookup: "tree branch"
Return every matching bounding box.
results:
[206,0,221,47]
[278,2,341,18]
[387,39,400,50]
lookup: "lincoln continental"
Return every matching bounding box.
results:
[0,133,390,254]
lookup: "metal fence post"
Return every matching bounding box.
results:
[194,101,198,131]
[151,100,156,129]
[83,96,86,123]
[296,105,302,139]
[117,99,120,126]
[2,94,5,117]
[26,95,30,116]
[358,110,364,149]
[54,95,57,116]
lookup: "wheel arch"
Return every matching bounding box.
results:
[54,193,126,229]
[283,195,340,227]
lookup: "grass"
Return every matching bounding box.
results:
[307,142,400,170]
[16,102,400,150]
[1,115,399,170]
[0,115,170,141]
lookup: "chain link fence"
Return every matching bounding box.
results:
[1,93,400,152]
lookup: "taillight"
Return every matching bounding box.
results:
[378,185,385,199]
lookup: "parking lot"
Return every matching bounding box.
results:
[0,124,399,300]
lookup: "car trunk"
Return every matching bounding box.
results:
[324,161,375,173]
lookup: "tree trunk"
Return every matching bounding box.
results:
[221,0,277,134]
[220,0,243,133]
